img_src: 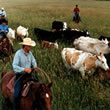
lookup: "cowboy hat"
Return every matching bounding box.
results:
[1,8,4,10]
[1,18,7,23]
[19,38,36,47]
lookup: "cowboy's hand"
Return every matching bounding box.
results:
[33,67,37,71]
[24,68,31,74]
[1,30,4,32]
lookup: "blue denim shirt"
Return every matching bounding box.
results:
[0,24,9,36]
[12,49,37,74]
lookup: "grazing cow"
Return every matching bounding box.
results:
[7,28,15,46]
[41,40,58,49]
[34,27,90,42]
[61,48,109,78]
[60,29,90,41]
[52,21,67,31]
[16,26,29,41]
[98,35,110,41]
[73,36,110,54]
[34,28,57,42]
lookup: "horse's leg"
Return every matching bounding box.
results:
[2,98,12,110]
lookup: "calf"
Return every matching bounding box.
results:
[73,36,110,54]
[41,40,58,49]
[7,28,15,46]
[61,48,109,78]
[16,26,29,41]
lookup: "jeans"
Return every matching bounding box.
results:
[13,75,23,110]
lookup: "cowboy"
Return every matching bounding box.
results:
[12,38,38,110]
[0,18,15,53]
[73,4,81,21]
[0,8,6,17]
[0,18,8,41]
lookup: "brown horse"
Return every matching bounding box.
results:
[0,37,13,62]
[0,71,52,110]
[73,11,80,23]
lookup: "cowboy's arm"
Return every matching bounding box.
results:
[12,52,25,74]
[5,25,9,34]
[0,25,3,33]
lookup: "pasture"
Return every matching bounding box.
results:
[0,0,110,109]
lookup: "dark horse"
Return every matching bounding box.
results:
[0,71,52,110]
[73,11,80,23]
[0,36,13,61]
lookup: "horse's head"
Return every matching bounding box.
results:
[1,38,9,48]
[33,82,52,110]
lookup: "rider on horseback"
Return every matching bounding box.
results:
[12,38,38,110]
[0,18,15,53]
[73,4,81,21]
[0,8,7,17]
[0,18,8,42]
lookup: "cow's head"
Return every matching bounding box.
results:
[83,30,90,37]
[63,22,67,30]
[96,52,109,70]
[22,29,29,37]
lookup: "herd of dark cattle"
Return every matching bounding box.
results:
[34,21,110,42]
[34,21,90,42]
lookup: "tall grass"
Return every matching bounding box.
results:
[0,0,110,110]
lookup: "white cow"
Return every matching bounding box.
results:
[7,28,15,46]
[16,26,29,41]
[61,48,109,78]
[73,36,110,54]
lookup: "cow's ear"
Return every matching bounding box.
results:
[99,52,103,57]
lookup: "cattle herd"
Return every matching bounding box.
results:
[8,20,110,79]
[34,20,110,79]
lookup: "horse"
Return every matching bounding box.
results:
[0,36,13,63]
[73,11,80,23]
[0,71,52,110]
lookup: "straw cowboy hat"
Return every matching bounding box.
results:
[1,8,4,10]
[19,38,36,47]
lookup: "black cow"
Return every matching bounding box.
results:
[34,27,90,42]
[60,29,90,41]
[34,28,58,42]
[98,35,110,41]
[52,21,67,31]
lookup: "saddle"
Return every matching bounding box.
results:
[6,75,34,97]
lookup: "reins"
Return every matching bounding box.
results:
[36,67,51,83]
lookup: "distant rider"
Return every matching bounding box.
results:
[0,8,7,17]
[73,4,81,21]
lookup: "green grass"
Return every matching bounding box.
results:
[0,0,110,110]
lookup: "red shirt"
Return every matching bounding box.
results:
[74,8,80,13]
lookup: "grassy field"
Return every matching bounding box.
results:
[0,0,110,110]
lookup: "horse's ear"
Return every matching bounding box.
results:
[48,82,52,88]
